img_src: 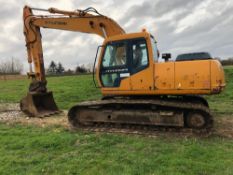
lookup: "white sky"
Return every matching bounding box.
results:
[0,0,233,72]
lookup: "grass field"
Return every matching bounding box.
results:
[0,124,233,175]
[206,66,233,114]
[0,75,101,110]
[0,67,233,175]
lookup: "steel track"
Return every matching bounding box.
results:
[68,96,213,135]
[70,123,213,137]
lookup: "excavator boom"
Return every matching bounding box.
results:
[23,5,125,82]
[21,6,125,117]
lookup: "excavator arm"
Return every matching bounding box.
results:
[23,6,125,89]
[21,6,125,116]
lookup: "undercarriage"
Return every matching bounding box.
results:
[68,96,213,132]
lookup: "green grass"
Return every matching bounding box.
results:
[0,123,233,175]
[0,67,233,174]
[0,75,101,109]
[205,66,233,114]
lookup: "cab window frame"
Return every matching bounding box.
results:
[129,37,150,75]
[150,36,159,62]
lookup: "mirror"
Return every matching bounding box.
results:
[162,53,171,62]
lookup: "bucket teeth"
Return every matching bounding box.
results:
[20,91,60,117]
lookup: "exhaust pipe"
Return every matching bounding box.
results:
[20,91,60,117]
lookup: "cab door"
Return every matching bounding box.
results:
[129,38,154,91]
[99,40,131,90]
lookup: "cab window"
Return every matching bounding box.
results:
[131,39,149,73]
[102,42,127,67]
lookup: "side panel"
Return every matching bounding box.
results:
[174,60,211,90]
[130,67,154,90]
[154,60,211,91]
[154,62,175,89]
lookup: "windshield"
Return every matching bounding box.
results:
[150,37,158,62]
[102,42,127,68]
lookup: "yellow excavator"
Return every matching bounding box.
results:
[21,6,225,130]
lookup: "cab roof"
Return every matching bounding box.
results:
[104,31,151,44]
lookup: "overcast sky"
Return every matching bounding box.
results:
[0,0,233,72]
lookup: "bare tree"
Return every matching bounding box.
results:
[0,57,23,75]
[85,63,93,73]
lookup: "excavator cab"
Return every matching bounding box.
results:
[98,33,152,89]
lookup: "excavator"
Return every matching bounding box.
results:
[21,5,225,130]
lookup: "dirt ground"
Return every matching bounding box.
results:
[0,103,69,129]
[0,103,233,139]
[0,75,26,81]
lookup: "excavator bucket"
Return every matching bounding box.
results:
[20,91,60,117]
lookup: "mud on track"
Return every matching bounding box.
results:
[0,103,233,139]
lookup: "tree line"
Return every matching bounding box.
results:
[46,61,92,75]
[218,57,233,66]
[1,57,233,75]
[0,58,92,75]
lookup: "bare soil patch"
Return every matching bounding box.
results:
[214,114,233,138]
[0,103,68,128]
